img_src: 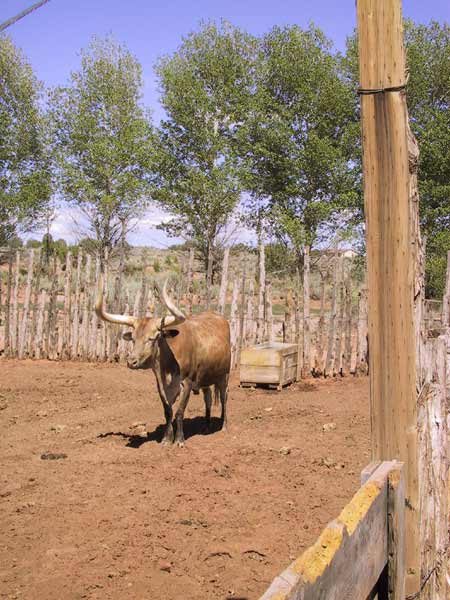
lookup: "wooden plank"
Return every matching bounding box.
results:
[356,1,420,592]
[239,365,280,384]
[260,461,400,600]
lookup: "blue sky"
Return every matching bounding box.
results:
[2,0,449,246]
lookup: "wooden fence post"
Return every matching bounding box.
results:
[29,249,43,357]
[62,251,72,359]
[302,245,311,377]
[237,261,247,365]
[35,289,46,360]
[355,285,369,375]
[245,280,255,344]
[11,250,21,356]
[324,250,339,377]
[357,1,420,592]
[218,247,229,315]
[256,239,266,343]
[71,251,83,359]
[266,281,273,344]
[229,279,239,368]
[314,272,327,376]
[81,254,92,361]
[442,250,450,328]
[18,249,34,358]
[343,269,353,375]
[4,252,13,357]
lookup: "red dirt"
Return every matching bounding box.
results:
[0,360,370,600]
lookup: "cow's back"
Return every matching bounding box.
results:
[165,312,230,387]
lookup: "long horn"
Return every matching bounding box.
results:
[95,276,136,327]
[160,279,186,327]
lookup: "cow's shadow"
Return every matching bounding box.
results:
[98,416,223,449]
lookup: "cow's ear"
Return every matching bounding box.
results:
[123,331,133,342]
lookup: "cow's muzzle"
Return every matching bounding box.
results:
[127,358,140,369]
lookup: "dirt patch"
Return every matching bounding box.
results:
[0,359,370,600]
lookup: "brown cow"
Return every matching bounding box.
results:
[95,280,231,446]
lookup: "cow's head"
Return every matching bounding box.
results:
[95,279,185,370]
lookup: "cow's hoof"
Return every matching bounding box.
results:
[175,440,185,448]
[161,438,173,446]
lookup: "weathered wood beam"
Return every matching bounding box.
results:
[259,461,404,600]
[356,1,420,593]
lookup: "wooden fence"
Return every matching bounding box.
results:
[0,247,371,376]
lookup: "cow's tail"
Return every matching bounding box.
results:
[213,384,220,406]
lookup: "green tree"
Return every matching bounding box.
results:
[0,35,51,247]
[344,21,450,297]
[154,21,257,303]
[239,25,359,269]
[49,36,156,261]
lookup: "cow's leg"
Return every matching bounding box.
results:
[155,377,174,445]
[202,387,212,432]
[174,380,192,447]
[218,375,229,432]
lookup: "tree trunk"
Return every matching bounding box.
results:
[218,247,230,315]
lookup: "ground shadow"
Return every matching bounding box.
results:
[97,416,223,449]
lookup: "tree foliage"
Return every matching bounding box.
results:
[49,36,156,257]
[344,21,450,297]
[239,25,359,264]
[0,35,51,246]
[154,21,257,274]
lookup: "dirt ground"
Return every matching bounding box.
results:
[0,360,370,600]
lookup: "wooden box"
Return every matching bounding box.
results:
[239,342,298,390]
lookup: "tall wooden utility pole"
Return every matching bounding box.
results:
[356,1,420,595]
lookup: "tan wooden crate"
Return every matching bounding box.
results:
[239,342,298,390]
